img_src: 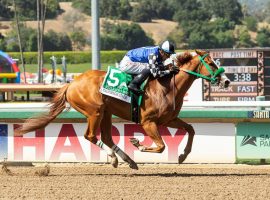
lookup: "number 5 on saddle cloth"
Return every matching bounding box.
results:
[100,66,147,123]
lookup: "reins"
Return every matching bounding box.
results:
[179,54,225,84]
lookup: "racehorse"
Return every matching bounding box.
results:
[15,50,230,170]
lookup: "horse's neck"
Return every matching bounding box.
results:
[174,58,199,100]
[146,73,195,109]
[142,56,199,118]
[174,72,195,101]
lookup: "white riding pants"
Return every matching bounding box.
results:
[119,56,149,75]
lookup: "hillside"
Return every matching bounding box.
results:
[239,0,270,14]
[0,2,177,45]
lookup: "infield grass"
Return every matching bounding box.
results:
[19,63,114,73]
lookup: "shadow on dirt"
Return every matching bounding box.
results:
[53,172,270,178]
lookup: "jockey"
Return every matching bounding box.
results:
[119,40,176,94]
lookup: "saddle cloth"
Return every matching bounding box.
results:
[100,66,146,123]
[100,66,133,103]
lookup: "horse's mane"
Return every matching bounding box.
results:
[175,52,193,67]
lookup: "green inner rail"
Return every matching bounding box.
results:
[0,110,256,119]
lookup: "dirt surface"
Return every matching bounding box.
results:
[0,163,270,200]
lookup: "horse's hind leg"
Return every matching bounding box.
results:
[100,111,138,170]
[130,122,165,153]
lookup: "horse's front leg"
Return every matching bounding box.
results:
[100,111,138,170]
[130,122,165,153]
[166,118,195,164]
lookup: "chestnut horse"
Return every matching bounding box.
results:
[15,50,230,170]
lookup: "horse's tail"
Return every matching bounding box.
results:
[15,84,70,136]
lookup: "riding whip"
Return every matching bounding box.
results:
[172,60,176,110]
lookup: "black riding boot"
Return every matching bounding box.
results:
[128,68,151,94]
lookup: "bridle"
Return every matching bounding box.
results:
[171,53,225,110]
[179,54,225,84]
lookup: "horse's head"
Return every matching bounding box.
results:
[194,49,230,88]
[172,50,230,88]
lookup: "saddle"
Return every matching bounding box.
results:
[100,66,147,123]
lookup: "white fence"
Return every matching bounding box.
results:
[0,101,270,111]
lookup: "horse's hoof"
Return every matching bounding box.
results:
[128,160,139,170]
[178,154,187,164]
[111,156,118,168]
[129,163,139,170]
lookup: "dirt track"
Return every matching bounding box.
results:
[0,163,270,200]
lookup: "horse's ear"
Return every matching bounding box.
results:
[195,49,207,56]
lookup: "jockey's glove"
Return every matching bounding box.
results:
[150,68,171,78]
[158,70,170,77]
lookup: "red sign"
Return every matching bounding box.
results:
[13,123,187,162]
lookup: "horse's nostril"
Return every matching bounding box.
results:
[224,79,230,88]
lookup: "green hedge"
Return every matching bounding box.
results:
[8,51,127,64]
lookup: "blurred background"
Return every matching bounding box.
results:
[0,0,269,101]
[0,0,269,72]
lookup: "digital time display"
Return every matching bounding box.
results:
[204,50,260,101]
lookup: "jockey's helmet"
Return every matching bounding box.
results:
[159,40,175,55]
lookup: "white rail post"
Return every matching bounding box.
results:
[256,96,265,111]
[256,95,266,164]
